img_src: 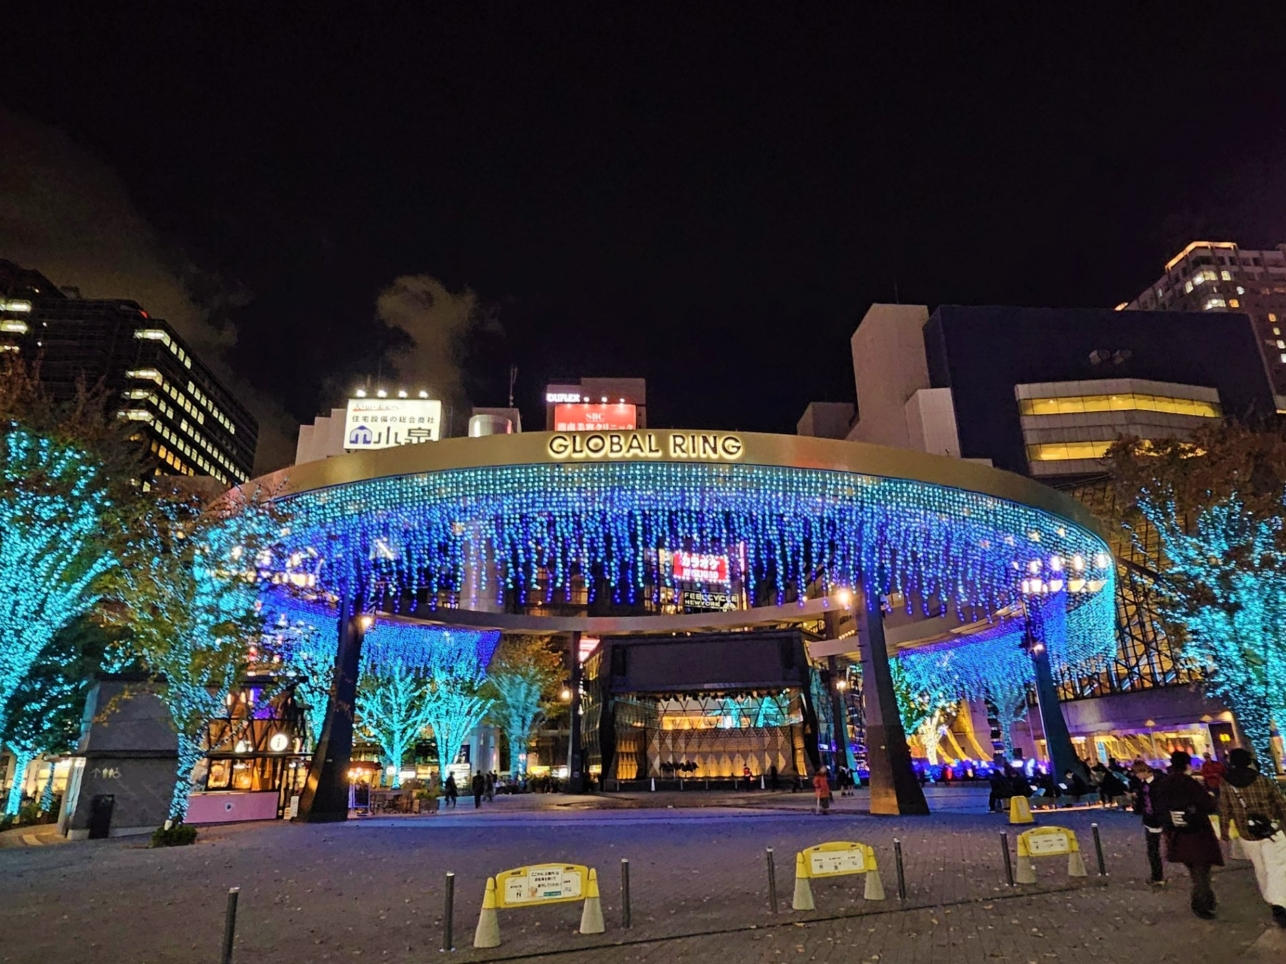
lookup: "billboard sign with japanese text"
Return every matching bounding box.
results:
[344,397,443,450]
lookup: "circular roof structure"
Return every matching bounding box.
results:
[253,430,1114,677]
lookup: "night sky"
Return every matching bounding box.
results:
[5,7,1286,470]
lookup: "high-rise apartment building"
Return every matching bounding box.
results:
[1125,241,1286,401]
[0,260,258,484]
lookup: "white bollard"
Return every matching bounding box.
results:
[1016,857,1037,885]
[1067,850,1088,877]
[650,777,656,792]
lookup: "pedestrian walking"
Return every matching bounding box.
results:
[769,764,779,790]
[1200,752,1227,799]
[813,767,832,815]
[471,771,486,808]
[1155,750,1223,919]
[485,771,495,802]
[444,773,458,808]
[1218,748,1286,928]
[1131,760,1165,886]
[743,764,753,791]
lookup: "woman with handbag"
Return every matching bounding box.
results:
[1218,748,1286,928]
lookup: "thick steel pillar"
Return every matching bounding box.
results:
[568,631,585,793]
[856,585,929,816]
[1030,638,1084,782]
[296,594,367,822]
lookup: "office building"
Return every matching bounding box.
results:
[1126,241,1286,402]
[801,303,1276,767]
[0,260,258,484]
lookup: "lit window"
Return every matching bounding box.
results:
[1237,286,1246,294]
[1278,341,1285,349]
[1281,353,1286,364]
[117,409,154,422]
[1184,281,1194,293]
[1230,299,1240,307]
[1193,275,1204,286]
[1221,270,1232,281]
[1270,313,1279,322]
[1019,393,1221,419]
[1202,297,1228,310]
[134,328,172,346]
[0,319,29,334]
[0,299,33,312]
[1026,440,1113,462]
[125,368,163,384]
[1274,327,1282,336]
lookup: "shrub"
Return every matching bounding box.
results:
[151,822,198,847]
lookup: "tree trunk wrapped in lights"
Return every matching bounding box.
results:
[357,660,436,787]
[484,635,563,776]
[0,361,139,739]
[1109,425,1286,770]
[107,483,285,823]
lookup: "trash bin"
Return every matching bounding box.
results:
[88,794,115,839]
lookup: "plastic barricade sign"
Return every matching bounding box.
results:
[802,841,873,878]
[1015,826,1086,882]
[1017,827,1077,858]
[495,864,588,908]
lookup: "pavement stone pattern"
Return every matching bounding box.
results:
[0,791,1282,963]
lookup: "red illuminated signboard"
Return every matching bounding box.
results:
[553,403,637,432]
[672,551,730,583]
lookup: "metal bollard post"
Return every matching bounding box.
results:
[221,887,240,964]
[1091,823,1108,877]
[442,872,455,951]
[893,838,907,901]
[1000,832,1015,887]
[621,858,632,928]
[765,847,778,913]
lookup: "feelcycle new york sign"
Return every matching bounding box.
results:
[547,429,744,462]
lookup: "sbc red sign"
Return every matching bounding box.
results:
[672,551,729,583]
[553,403,637,432]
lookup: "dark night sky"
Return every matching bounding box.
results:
[5,6,1286,467]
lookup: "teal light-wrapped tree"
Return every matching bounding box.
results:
[1,619,107,815]
[111,483,282,822]
[0,363,136,739]
[422,630,494,777]
[1109,425,1286,768]
[484,635,563,775]
[357,659,436,787]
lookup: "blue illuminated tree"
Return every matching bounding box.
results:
[422,631,494,777]
[483,635,564,775]
[108,483,283,822]
[0,361,138,739]
[261,600,331,746]
[357,659,436,787]
[1,623,98,815]
[1110,426,1286,767]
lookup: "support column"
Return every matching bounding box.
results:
[827,654,856,774]
[568,631,585,793]
[296,593,367,822]
[1029,637,1084,782]
[856,585,929,816]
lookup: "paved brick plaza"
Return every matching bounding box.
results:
[2,792,1283,963]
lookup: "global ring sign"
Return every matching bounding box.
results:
[547,430,744,462]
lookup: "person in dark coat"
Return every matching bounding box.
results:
[444,773,458,808]
[1154,750,1224,918]
[1062,769,1091,806]
[1131,760,1166,885]
[471,771,486,809]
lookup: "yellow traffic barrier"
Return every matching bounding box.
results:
[579,868,605,934]
[474,877,500,948]
[474,863,598,948]
[1008,795,1035,825]
[792,851,815,910]
[792,841,885,910]
[1015,826,1087,884]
